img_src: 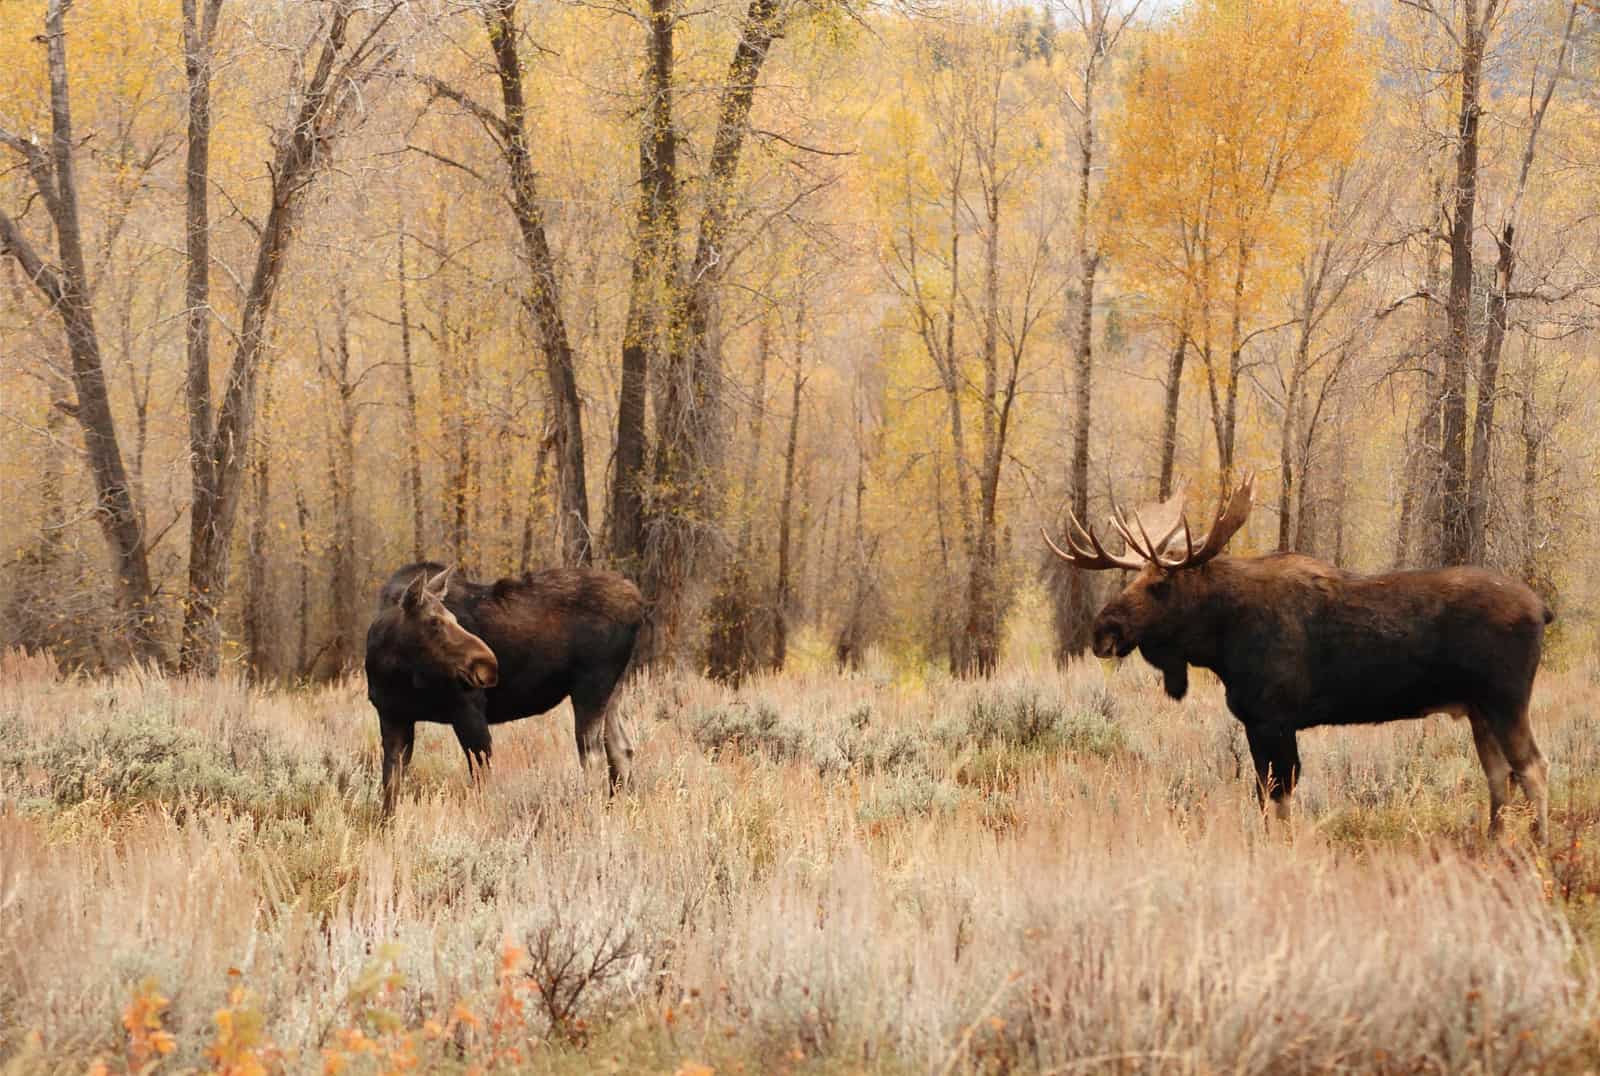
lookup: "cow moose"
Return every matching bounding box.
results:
[1044,474,1553,842]
[364,562,644,817]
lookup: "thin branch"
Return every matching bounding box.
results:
[400,142,496,188]
[414,73,512,143]
[750,127,854,157]
[0,207,67,306]
[1375,290,1435,320]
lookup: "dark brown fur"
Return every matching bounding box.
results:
[365,562,644,817]
[1092,553,1552,839]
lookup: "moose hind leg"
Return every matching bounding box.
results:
[1497,709,1550,845]
[1468,713,1512,840]
[573,678,633,793]
[600,692,634,793]
[572,699,606,775]
[1244,725,1301,824]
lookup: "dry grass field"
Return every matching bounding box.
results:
[2,642,1598,1074]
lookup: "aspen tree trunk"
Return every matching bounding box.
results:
[610,0,679,568]
[295,484,312,677]
[1439,0,1487,567]
[964,178,1004,677]
[793,459,816,623]
[1464,0,1578,564]
[1278,363,1301,552]
[1519,346,1541,585]
[1293,452,1317,555]
[485,0,592,566]
[243,363,276,680]
[0,0,161,663]
[12,391,74,656]
[735,315,772,557]
[183,1,396,673]
[496,424,514,559]
[1396,184,1451,569]
[432,264,472,568]
[773,311,807,672]
[180,0,224,670]
[640,0,785,663]
[467,344,485,565]
[1395,383,1439,569]
[327,291,360,671]
[1279,271,1317,552]
[1464,227,1512,564]
[1059,23,1103,662]
[1295,357,1338,555]
[432,254,471,571]
[1157,323,1188,501]
[836,371,872,670]
[119,276,153,538]
[932,444,960,671]
[924,151,974,667]
[520,430,554,574]
[942,170,975,554]
[40,395,67,571]
[1331,425,1350,569]
[397,226,427,561]
[1216,249,1250,488]
[706,309,772,681]
[825,482,846,596]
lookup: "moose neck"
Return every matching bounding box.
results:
[1167,558,1244,674]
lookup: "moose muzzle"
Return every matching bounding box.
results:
[1091,618,1133,659]
[465,654,499,689]
[450,628,498,689]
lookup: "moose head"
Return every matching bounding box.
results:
[1044,475,1255,697]
[392,565,500,690]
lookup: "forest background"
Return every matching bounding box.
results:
[2,0,1598,682]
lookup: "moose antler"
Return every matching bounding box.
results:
[1160,472,1254,570]
[1042,473,1255,572]
[1109,486,1189,564]
[1040,511,1149,570]
[1042,487,1184,571]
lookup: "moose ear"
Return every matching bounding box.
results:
[400,572,429,613]
[425,564,455,598]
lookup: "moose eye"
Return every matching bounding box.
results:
[1146,576,1172,599]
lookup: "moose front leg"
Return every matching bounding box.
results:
[1244,724,1301,824]
[380,719,415,820]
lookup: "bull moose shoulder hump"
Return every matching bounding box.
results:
[1044,474,1553,843]
[364,561,644,817]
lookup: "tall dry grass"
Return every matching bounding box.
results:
[2,646,1597,1073]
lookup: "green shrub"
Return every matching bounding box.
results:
[691,702,804,761]
[857,773,963,824]
[935,686,1130,760]
[0,711,333,816]
[689,701,930,778]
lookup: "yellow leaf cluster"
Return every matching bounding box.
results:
[207,986,276,1076]
[1105,0,1372,341]
[0,0,173,140]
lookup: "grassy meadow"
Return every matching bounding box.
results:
[2,640,1599,1074]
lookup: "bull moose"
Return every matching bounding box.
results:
[364,562,644,817]
[1044,474,1552,842]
